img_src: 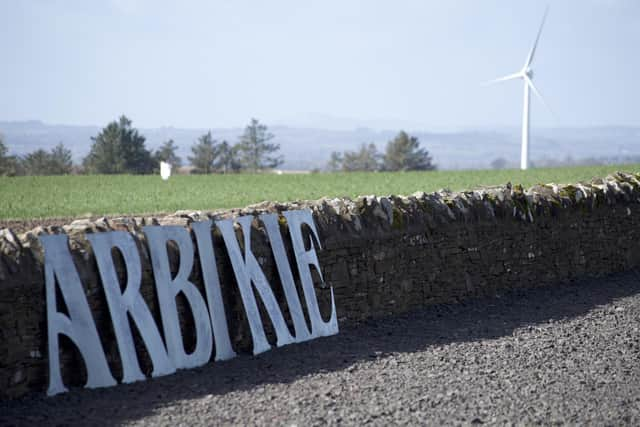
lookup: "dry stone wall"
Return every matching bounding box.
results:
[2,172,640,399]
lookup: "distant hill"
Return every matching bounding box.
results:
[1,120,638,170]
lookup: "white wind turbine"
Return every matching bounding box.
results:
[484,6,552,170]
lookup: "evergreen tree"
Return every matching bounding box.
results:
[342,143,381,172]
[22,149,51,175]
[0,135,23,176]
[214,141,241,173]
[154,139,183,168]
[48,143,74,174]
[0,134,5,159]
[490,157,507,170]
[0,135,9,173]
[21,143,73,175]
[327,151,343,172]
[83,115,154,174]
[236,118,282,172]
[188,131,219,174]
[382,131,435,171]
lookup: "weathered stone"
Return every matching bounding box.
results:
[0,229,21,258]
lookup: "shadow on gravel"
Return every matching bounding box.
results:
[3,270,640,425]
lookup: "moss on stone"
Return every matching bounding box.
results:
[391,207,405,230]
[560,185,578,201]
[485,193,498,204]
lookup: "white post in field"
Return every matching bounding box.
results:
[160,161,172,181]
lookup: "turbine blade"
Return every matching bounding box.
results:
[481,72,522,86]
[523,5,549,68]
[525,75,555,117]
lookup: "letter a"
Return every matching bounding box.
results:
[87,231,175,383]
[40,234,116,396]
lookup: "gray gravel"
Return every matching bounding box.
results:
[2,271,640,426]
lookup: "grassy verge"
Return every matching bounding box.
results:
[0,164,638,220]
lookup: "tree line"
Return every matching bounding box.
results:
[0,118,437,176]
[327,131,436,172]
[0,116,283,176]
[0,139,74,176]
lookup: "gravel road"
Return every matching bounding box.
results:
[2,271,640,426]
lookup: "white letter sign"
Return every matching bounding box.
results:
[144,226,213,369]
[39,209,338,395]
[260,213,313,342]
[191,220,236,361]
[87,231,175,382]
[217,216,295,354]
[40,234,116,396]
[283,210,338,337]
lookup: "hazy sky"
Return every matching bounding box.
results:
[1,0,638,130]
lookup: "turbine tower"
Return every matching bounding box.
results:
[485,6,551,170]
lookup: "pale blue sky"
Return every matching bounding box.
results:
[1,0,638,130]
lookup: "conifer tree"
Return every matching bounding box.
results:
[382,131,435,171]
[188,131,219,174]
[236,118,282,172]
[83,116,153,174]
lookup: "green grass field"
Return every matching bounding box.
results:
[1,164,638,220]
